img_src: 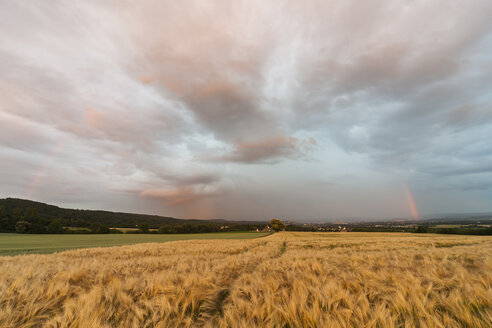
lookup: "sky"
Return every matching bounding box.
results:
[1,0,492,221]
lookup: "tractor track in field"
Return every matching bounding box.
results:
[196,239,288,327]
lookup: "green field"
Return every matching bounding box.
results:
[0,232,270,256]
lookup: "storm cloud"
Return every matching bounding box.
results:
[1,0,491,220]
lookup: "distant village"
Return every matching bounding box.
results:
[247,216,492,234]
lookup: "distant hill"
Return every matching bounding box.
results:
[0,198,265,233]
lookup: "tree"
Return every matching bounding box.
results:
[270,219,285,232]
[23,208,38,221]
[47,219,65,233]
[13,208,23,220]
[138,223,150,233]
[15,220,31,233]
[415,225,429,233]
[159,224,176,234]
[89,223,110,234]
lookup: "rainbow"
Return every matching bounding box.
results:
[403,181,420,220]
[25,140,66,199]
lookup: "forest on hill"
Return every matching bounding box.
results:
[0,198,265,234]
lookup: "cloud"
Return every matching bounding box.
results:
[139,76,153,85]
[1,0,492,219]
[165,173,221,186]
[0,111,59,153]
[85,107,106,130]
[214,135,317,164]
[140,186,224,206]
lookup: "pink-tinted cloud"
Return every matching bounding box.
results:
[218,135,317,164]
[139,76,153,85]
[140,187,223,206]
[85,107,106,130]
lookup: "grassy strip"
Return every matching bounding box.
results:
[0,232,270,256]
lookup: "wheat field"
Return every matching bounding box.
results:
[0,232,491,328]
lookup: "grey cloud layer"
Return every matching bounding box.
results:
[1,0,491,219]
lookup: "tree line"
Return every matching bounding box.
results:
[0,199,266,234]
